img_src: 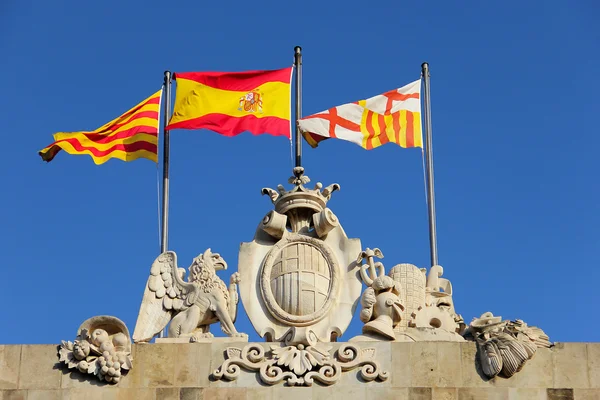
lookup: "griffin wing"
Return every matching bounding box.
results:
[132,251,196,343]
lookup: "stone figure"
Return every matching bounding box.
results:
[58,316,133,384]
[464,312,551,379]
[132,249,245,343]
[356,248,404,340]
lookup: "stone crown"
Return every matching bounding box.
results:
[261,167,340,214]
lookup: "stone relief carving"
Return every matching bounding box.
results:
[133,249,246,343]
[58,316,133,384]
[238,167,362,346]
[213,343,388,386]
[408,265,465,334]
[464,312,552,379]
[356,248,404,340]
[350,257,465,342]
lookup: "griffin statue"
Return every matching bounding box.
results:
[132,249,245,343]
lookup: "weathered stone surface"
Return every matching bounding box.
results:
[457,388,509,400]
[60,388,119,400]
[270,387,313,400]
[0,390,27,400]
[18,345,60,390]
[174,344,211,388]
[588,343,600,388]
[246,388,274,400]
[432,388,458,400]
[409,342,462,387]
[156,387,179,400]
[115,388,155,400]
[313,385,368,400]
[135,343,176,387]
[27,390,61,400]
[180,388,204,400]
[507,388,546,399]
[410,342,438,387]
[203,387,248,400]
[437,343,463,387]
[552,343,589,389]
[546,388,574,400]
[391,343,412,387]
[573,388,600,400]
[409,387,432,400]
[0,346,20,390]
[364,387,409,400]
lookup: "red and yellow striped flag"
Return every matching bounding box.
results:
[39,89,162,165]
[166,67,292,138]
[298,79,422,150]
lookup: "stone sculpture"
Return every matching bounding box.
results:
[238,167,362,346]
[356,248,404,340]
[132,249,246,343]
[213,342,388,386]
[464,312,551,378]
[58,316,133,384]
[408,264,465,335]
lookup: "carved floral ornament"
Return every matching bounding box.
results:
[57,168,553,386]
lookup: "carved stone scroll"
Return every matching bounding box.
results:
[212,343,388,386]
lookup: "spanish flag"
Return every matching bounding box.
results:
[39,89,163,165]
[298,79,422,150]
[166,67,292,138]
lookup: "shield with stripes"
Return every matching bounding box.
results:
[269,241,331,317]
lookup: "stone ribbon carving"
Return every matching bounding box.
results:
[133,249,245,343]
[213,343,388,386]
[239,167,362,346]
[466,312,552,379]
[58,316,133,384]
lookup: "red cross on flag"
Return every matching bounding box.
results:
[298,79,422,150]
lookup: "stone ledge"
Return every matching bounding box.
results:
[0,342,596,399]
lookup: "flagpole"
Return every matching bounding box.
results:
[294,46,302,168]
[160,71,172,254]
[421,62,439,267]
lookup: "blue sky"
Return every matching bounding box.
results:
[1,1,598,345]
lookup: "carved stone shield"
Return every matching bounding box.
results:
[261,234,339,326]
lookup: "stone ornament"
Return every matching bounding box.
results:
[133,249,246,343]
[465,312,552,379]
[213,343,388,386]
[238,167,362,345]
[357,248,404,340]
[58,316,133,384]
[350,256,465,342]
[408,265,464,334]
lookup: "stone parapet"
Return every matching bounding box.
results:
[1,342,598,399]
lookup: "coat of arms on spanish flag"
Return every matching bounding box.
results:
[298,79,422,150]
[166,67,293,138]
[39,89,163,165]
